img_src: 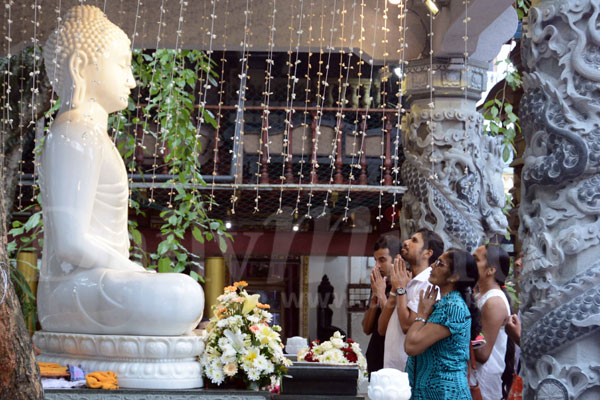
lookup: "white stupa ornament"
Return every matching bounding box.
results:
[368,368,412,400]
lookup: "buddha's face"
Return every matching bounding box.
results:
[80,37,135,114]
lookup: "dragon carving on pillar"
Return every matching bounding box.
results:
[519,1,600,398]
[400,107,508,252]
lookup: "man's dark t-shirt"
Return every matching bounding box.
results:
[365,285,391,376]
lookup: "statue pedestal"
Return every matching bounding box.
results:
[33,331,204,389]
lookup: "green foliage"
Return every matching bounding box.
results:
[514,0,531,20]
[112,49,232,279]
[7,202,44,328]
[482,58,522,163]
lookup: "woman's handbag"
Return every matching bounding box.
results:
[507,373,523,400]
[467,344,483,400]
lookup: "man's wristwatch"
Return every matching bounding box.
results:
[395,287,407,296]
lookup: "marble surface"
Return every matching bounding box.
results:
[43,389,365,400]
[39,4,204,337]
[44,389,271,400]
[35,331,204,389]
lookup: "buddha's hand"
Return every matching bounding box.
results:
[117,260,147,272]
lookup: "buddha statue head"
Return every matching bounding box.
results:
[43,5,135,113]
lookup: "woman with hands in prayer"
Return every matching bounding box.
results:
[404,249,481,400]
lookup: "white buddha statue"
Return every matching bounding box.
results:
[38,5,204,336]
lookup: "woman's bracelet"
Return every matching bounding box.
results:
[414,316,427,324]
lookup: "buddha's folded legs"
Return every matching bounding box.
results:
[38,268,204,336]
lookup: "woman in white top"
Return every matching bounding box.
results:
[472,244,515,400]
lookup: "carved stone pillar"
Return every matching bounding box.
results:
[399,58,508,251]
[519,1,600,398]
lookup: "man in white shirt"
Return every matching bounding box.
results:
[377,229,444,371]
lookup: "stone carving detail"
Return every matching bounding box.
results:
[400,108,507,252]
[44,392,269,400]
[520,0,600,397]
[34,331,205,389]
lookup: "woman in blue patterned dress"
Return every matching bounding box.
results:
[404,249,481,400]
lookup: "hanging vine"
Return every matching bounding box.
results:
[113,48,231,278]
[482,56,522,163]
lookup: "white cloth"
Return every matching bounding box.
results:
[383,267,434,371]
[42,378,87,389]
[475,289,511,400]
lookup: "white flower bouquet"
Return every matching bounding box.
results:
[297,331,367,377]
[200,281,292,390]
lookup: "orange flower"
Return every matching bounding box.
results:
[257,303,270,309]
[215,307,227,318]
[233,281,248,288]
[224,285,237,292]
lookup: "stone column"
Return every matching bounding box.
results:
[399,58,508,251]
[519,1,600,398]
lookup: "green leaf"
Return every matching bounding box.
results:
[209,221,220,230]
[192,226,205,243]
[502,146,511,162]
[158,257,172,273]
[131,229,143,246]
[483,99,495,109]
[9,227,24,237]
[24,212,41,232]
[10,269,36,301]
[190,270,201,281]
[219,236,228,253]
[157,241,170,256]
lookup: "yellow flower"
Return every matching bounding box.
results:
[243,347,260,364]
[234,281,248,288]
[242,294,260,314]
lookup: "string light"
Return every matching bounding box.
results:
[190,0,218,208]
[164,0,189,209]
[28,0,42,201]
[126,0,143,203]
[1,1,14,187]
[463,0,470,147]
[376,0,390,222]
[343,0,380,222]
[14,2,28,211]
[208,0,230,211]
[292,0,317,217]
[427,0,437,182]
[254,0,278,213]
[321,0,351,217]
[145,0,167,204]
[305,0,338,218]
[230,0,254,215]
[277,0,304,215]
[128,0,149,206]
[390,0,407,228]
